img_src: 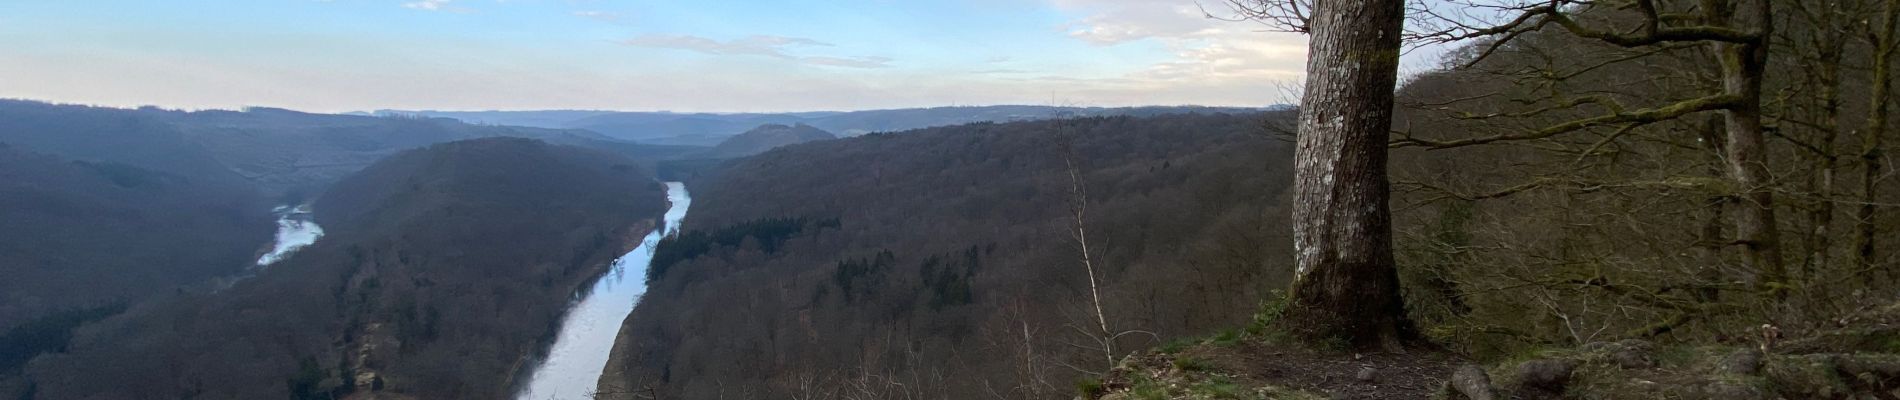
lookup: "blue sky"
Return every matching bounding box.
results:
[0,0,1438,113]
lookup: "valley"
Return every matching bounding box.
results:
[7,1,1900,398]
[0,98,1265,400]
[516,182,691,400]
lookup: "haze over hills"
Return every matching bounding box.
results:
[1,100,621,198]
[376,105,1270,147]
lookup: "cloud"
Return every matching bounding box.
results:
[801,56,894,69]
[620,34,890,68]
[621,35,827,57]
[1055,0,1219,45]
[402,0,452,11]
[1031,0,1306,104]
[572,10,621,22]
[1045,0,1451,102]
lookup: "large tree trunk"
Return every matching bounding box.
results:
[1715,0,1784,292]
[1857,0,1899,275]
[1282,0,1413,350]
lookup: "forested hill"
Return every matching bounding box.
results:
[0,102,279,336]
[0,145,272,334]
[598,112,1298,399]
[18,138,669,400]
[0,100,616,198]
[704,123,836,158]
[0,100,634,381]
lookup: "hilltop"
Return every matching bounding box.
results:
[705,123,837,158]
[381,105,1268,146]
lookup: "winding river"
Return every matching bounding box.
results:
[256,204,323,267]
[515,182,690,400]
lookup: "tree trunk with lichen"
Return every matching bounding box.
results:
[1281,0,1415,351]
[1857,0,1898,276]
[1713,0,1783,292]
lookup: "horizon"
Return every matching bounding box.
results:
[4,97,1282,116]
[0,1,1445,114]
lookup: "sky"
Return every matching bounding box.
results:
[0,0,1451,113]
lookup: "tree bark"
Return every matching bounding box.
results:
[1696,115,1729,302]
[1803,7,1844,278]
[1282,0,1414,350]
[1713,0,1784,292]
[1857,0,1899,275]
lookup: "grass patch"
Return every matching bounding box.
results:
[1159,337,1196,354]
[1211,328,1244,346]
[1246,290,1295,345]
[1173,355,1215,372]
[1188,377,1245,398]
[1127,375,1170,400]
[1076,377,1106,398]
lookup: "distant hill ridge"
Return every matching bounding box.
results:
[0,99,615,198]
[706,123,837,158]
[376,105,1274,146]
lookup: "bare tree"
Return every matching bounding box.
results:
[1050,119,1160,372]
[1404,0,1787,292]
[1058,125,1113,366]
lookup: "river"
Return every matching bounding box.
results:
[515,181,690,400]
[256,204,323,266]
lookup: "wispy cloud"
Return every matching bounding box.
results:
[1038,0,1306,104]
[620,34,890,68]
[402,0,453,11]
[802,56,893,69]
[1055,1,1221,45]
[572,10,621,22]
[621,35,829,57]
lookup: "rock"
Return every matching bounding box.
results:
[1515,359,1582,390]
[1720,349,1764,375]
[1356,366,1378,383]
[1698,381,1768,399]
[1445,364,1500,400]
[1766,354,1850,398]
[1583,339,1657,369]
[1834,353,1900,388]
[1511,359,1581,400]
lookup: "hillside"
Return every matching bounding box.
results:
[0,145,272,333]
[0,100,648,388]
[0,100,279,345]
[704,123,836,158]
[0,101,255,189]
[14,138,669,400]
[597,112,1296,399]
